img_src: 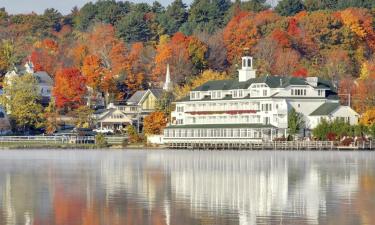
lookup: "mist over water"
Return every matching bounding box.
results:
[0,150,374,225]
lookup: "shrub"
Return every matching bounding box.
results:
[326,132,336,141]
[95,133,108,148]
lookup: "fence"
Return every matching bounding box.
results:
[0,135,128,146]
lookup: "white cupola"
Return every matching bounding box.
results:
[238,54,256,82]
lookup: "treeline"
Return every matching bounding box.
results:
[0,0,374,114]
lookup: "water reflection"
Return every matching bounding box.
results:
[0,150,374,225]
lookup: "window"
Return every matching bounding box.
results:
[263,90,267,96]
[248,58,251,68]
[239,90,244,97]
[304,89,306,95]
[232,90,238,98]
[291,89,294,95]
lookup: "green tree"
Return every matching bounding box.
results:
[0,40,16,74]
[312,118,331,140]
[0,74,43,132]
[126,125,142,143]
[43,100,59,134]
[95,133,109,147]
[157,0,188,35]
[187,0,231,34]
[95,0,130,25]
[74,2,98,31]
[116,11,152,42]
[275,0,304,16]
[71,105,94,128]
[288,108,305,138]
[156,92,175,114]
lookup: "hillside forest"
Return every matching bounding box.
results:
[0,0,374,118]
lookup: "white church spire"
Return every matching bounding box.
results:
[163,64,173,91]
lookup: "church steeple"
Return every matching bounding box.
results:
[163,64,173,91]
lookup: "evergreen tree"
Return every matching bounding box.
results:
[74,2,98,31]
[288,108,305,139]
[116,11,152,42]
[276,0,304,16]
[188,0,231,34]
[158,0,188,35]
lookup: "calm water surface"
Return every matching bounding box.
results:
[0,150,374,225]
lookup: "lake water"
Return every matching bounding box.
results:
[0,150,374,225]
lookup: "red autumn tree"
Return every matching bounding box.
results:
[53,68,87,110]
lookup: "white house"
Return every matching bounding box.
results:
[164,54,358,143]
[4,61,53,106]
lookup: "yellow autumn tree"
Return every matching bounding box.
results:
[360,108,375,126]
[143,111,168,135]
[174,70,231,99]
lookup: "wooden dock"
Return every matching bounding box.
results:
[168,140,374,150]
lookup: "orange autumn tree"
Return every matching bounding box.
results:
[81,54,103,91]
[53,68,87,110]
[85,24,129,101]
[153,32,207,85]
[143,111,168,135]
[223,11,258,63]
[124,42,145,93]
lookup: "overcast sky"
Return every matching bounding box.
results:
[0,0,193,15]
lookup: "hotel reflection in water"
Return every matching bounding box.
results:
[0,151,374,225]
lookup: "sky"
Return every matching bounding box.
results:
[0,0,193,15]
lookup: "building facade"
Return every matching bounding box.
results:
[164,55,358,143]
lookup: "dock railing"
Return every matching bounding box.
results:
[168,140,375,150]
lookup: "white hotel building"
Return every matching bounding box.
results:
[164,55,359,143]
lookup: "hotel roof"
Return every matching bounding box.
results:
[192,75,334,92]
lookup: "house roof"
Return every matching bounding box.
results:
[34,71,53,85]
[192,75,334,92]
[309,102,340,116]
[165,124,277,129]
[127,90,148,104]
[97,108,132,123]
[127,89,164,105]
[150,89,164,98]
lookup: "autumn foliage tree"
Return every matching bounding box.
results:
[174,69,230,99]
[53,68,87,110]
[143,111,168,135]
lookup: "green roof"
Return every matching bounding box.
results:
[310,102,340,116]
[192,75,334,92]
[165,124,276,129]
